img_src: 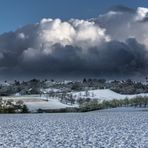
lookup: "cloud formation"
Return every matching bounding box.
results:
[0,6,148,80]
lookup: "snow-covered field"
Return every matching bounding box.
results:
[100,107,148,112]
[72,89,148,100]
[25,99,75,111]
[2,89,148,111]
[2,95,77,112]
[0,110,147,148]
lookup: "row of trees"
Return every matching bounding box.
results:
[70,79,148,94]
[79,96,148,112]
[58,91,94,105]
[1,78,148,96]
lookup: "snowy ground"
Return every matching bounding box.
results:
[0,110,147,148]
[100,107,148,112]
[25,99,76,112]
[2,95,76,112]
[72,89,148,100]
[2,89,148,111]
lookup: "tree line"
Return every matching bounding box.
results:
[79,96,148,112]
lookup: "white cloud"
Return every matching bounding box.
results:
[92,6,148,49]
[39,19,75,48]
[135,7,148,21]
[18,32,26,39]
[71,19,111,49]
[38,18,110,52]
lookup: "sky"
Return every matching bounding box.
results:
[0,0,148,34]
[0,0,148,80]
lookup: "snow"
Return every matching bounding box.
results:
[100,107,148,112]
[72,89,148,100]
[2,95,76,112]
[25,99,75,112]
[0,110,147,147]
[2,95,46,101]
[40,88,62,93]
[2,89,148,111]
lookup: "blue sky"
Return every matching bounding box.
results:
[0,0,148,34]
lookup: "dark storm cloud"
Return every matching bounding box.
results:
[0,6,148,80]
[5,38,147,79]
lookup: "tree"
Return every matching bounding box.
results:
[77,98,85,105]
[83,78,87,83]
[69,94,75,105]
[22,105,29,113]
[85,90,89,97]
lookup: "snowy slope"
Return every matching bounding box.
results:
[72,89,148,100]
[3,95,46,101]
[25,99,76,112]
[40,88,62,93]
[2,95,77,111]
[2,89,148,111]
